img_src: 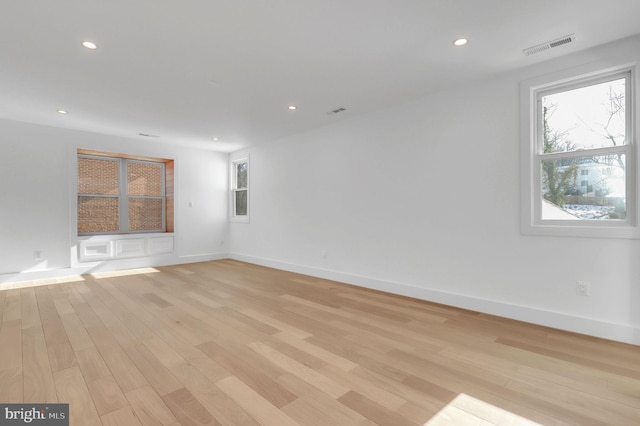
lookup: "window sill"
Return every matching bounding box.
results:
[229,216,250,223]
[522,222,640,239]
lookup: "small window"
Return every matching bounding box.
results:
[78,151,173,235]
[521,66,638,238]
[230,158,249,222]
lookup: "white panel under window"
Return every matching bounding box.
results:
[77,233,174,263]
[78,240,112,262]
[148,236,174,254]
[115,239,145,258]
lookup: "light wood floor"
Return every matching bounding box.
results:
[1,260,639,425]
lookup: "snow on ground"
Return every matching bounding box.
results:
[563,204,615,219]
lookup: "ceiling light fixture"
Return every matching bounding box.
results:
[288,105,297,110]
[56,109,68,114]
[453,38,468,47]
[212,137,219,141]
[81,41,98,50]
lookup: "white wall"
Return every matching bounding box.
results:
[0,119,228,282]
[230,35,640,345]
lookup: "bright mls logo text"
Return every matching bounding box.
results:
[1,404,68,425]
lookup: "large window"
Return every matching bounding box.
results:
[78,151,173,235]
[230,158,249,222]
[521,66,637,238]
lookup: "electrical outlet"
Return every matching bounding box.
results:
[576,281,591,296]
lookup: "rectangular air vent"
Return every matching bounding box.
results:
[523,34,575,56]
[327,107,347,115]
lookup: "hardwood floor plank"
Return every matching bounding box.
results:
[239,307,312,339]
[0,319,23,400]
[2,289,21,323]
[318,364,407,411]
[0,259,638,425]
[274,331,358,372]
[59,311,95,352]
[153,326,230,383]
[216,376,299,426]
[35,287,77,372]
[141,334,186,368]
[347,366,453,415]
[33,286,58,319]
[20,288,40,330]
[86,326,149,393]
[0,367,23,403]
[497,336,640,380]
[306,334,412,383]
[87,375,129,416]
[143,292,173,308]
[49,285,75,317]
[247,340,349,399]
[168,363,259,426]
[0,318,22,369]
[53,366,102,426]
[22,325,58,403]
[338,390,419,426]
[124,343,183,397]
[73,300,105,330]
[426,404,488,426]
[75,346,112,382]
[0,289,6,319]
[126,385,178,426]
[161,387,218,425]
[197,340,297,407]
[277,374,375,426]
[100,406,143,426]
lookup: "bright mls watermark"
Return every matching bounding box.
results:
[0,404,68,425]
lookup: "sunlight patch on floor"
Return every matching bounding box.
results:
[90,267,160,279]
[0,275,85,291]
[425,393,541,426]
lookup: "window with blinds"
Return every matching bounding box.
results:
[78,153,169,235]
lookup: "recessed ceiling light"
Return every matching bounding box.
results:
[453,38,468,47]
[288,105,297,110]
[212,137,219,141]
[81,41,98,50]
[56,109,68,114]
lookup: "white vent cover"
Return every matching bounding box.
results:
[327,106,347,115]
[523,34,575,56]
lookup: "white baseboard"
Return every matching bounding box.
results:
[178,252,228,263]
[230,253,640,346]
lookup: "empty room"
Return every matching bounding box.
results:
[1,1,640,425]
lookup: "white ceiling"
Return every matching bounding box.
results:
[2,1,640,152]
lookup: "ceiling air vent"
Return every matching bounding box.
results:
[327,106,347,115]
[523,34,575,56]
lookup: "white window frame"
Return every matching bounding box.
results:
[520,63,639,239]
[230,156,249,223]
[78,154,166,235]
